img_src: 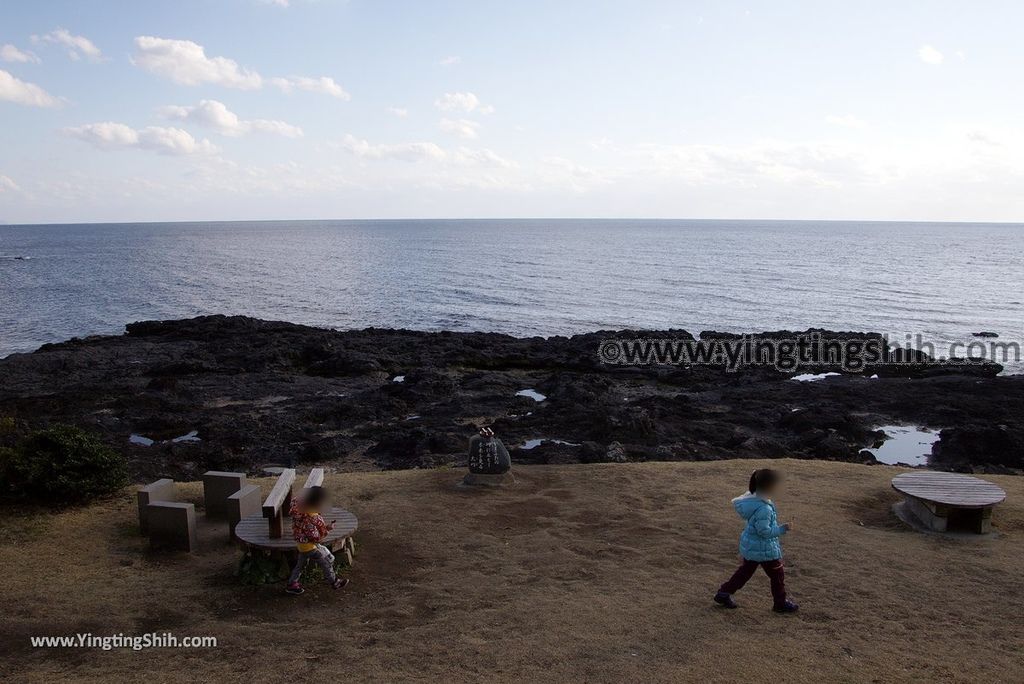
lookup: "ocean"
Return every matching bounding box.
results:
[1,219,1021,372]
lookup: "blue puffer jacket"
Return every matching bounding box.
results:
[733,492,787,562]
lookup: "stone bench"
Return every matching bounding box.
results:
[147,502,197,552]
[227,484,261,542]
[202,471,247,518]
[137,478,175,534]
[137,478,197,552]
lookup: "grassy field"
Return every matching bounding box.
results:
[1,460,1022,683]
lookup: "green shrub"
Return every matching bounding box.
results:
[2,425,128,505]
[0,415,16,436]
[0,446,15,488]
[236,547,351,585]
[237,548,290,585]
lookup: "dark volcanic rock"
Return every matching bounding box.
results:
[0,315,1021,480]
[933,425,1024,472]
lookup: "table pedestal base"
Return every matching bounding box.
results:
[898,496,993,534]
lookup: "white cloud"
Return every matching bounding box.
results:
[627,139,896,189]
[0,174,20,193]
[539,156,613,192]
[439,117,480,139]
[955,49,966,61]
[0,69,61,107]
[1,44,40,64]
[65,122,139,148]
[452,147,514,168]
[336,134,511,169]
[825,114,867,130]
[387,106,408,117]
[132,37,347,99]
[159,99,303,138]
[966,129,999,146]
[132,36,263,89]
[135,127,214,155]
[32,28,102,62]
[270,75,349,99]
[185,156,343,194]
[439,55,461,66]
[434,91,494,114]
[918,45,944,65]
[64,122,217,155]
[338,134,446,162]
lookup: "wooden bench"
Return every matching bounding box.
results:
[304,467,324,489]
[227,484,261,542]
[262,468,296,539]
[237,507,359,554]
[259,467,326,538]
[238,467,358,557]
[892,471,1006,534]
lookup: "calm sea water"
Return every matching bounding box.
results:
[1,219,1021,372]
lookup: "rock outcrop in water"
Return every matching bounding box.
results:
[0,315,1020,481]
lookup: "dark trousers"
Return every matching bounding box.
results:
[719,558,786,606]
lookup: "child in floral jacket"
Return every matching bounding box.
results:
[285,485,349,595]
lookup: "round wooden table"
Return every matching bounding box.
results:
[892,472,1005,533]
[235,507,359,551]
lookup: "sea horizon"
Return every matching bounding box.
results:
[3,218,1021,372]
[5,216,1024,228]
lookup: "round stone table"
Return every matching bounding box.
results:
[235,507,358,551]
[892,472,1006,533]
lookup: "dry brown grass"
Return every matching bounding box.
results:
[1,460,1022,683]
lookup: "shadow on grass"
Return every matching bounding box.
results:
[843,490,909,531]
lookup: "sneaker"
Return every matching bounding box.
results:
[285,582,305,596]
[332,578,350,590]
[713,591,738,609]
[773,600,799,613]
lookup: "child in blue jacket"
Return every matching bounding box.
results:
[714,469,799,613]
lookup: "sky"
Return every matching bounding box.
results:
[1,0,1024,224]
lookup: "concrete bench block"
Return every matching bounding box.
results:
[147,501,197,552]
[227,484,262,541]
[137,478,175,534]
[304,467,325,489]
[203,471,247,519]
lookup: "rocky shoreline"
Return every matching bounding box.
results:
[0,315,1021,481]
